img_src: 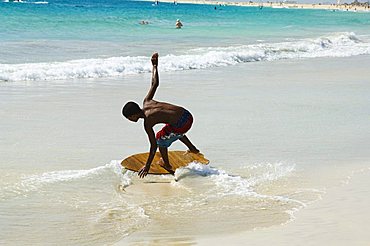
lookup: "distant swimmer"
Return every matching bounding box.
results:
[139,20,149,25]
[175,19,183,29]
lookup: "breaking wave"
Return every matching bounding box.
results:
[1,32,369,82]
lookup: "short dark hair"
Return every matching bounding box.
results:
[122,101,141,118]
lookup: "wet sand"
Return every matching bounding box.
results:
[197,167,370,246]
[1,55,370,245]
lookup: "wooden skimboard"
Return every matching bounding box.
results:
[121,151,209,175]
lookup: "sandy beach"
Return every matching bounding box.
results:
[151,0,370,12]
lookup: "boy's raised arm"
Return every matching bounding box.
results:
[144,53,159,102]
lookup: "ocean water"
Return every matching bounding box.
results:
[1,0,370,245]
[1,0,370,80]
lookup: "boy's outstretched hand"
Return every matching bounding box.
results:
[151,53,158,67]
[138,164,150,178]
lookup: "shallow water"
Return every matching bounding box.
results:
[0,159,318,244]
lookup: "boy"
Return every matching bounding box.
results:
[122,53,199,178]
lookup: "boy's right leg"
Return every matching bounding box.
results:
[179,135,199,153]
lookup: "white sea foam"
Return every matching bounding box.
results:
[0,160,131,199]
[0,32,368,82]
[21,160,126,187]
[178,162,296,197]
[176,162,307,222]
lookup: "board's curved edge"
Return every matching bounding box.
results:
[121,150,210,174]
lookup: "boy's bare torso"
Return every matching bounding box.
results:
[143,100,184,127]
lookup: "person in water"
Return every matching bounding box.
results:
[175,19,183,29]
[139,20,149,25]
[122,53,199,178]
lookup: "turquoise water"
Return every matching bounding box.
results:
[1,0,370,79]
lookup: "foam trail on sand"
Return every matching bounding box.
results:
[175,161,311,222]
[0,160,132,200]
[176,162,296,197]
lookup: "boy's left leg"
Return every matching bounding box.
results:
[158,146,174,174]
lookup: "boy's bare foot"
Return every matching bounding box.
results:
[157,158,175,175]
[186,148,200,154]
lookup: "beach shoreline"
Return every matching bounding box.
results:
[147,0,370,12]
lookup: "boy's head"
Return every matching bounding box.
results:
[122,101,142,122]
